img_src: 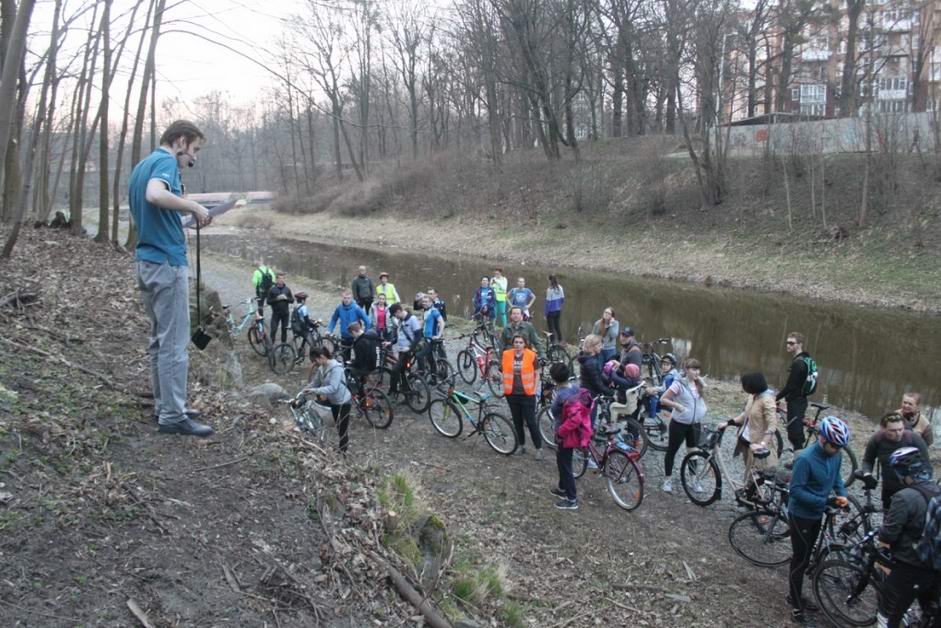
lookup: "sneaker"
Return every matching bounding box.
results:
[787,596,819,612]
[587,458,599,470]
[519,445,527,455]
[535,448,544,461]
[554,499,578,510]
[791,610,816,626]
[549,488,567,499]
[662,478,673,493]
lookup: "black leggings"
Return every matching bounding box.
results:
[557,447,577,501]
[331,403,351,453]
[546,311,562,344]
[785,396,808,450]
[664,420,700,477]
[788,514,823,611]
[506,394,540,449]
[271,310,289,343]
[879,560,941,627]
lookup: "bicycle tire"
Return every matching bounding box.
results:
[485,359,503,398]
[773,429,784,459]
[481,413,517,455]
[456,350,477,385]
[405,373,431,414]
[728,509,792,567]
[318,335,338,357]
[546,345,569,364]
[428,399,463,438]
[812,559,879,627]
[376,366,395,390]
[572,448,589,479]
[605,450,644,511]
[433,358,454,388]
[841,446,859,489]
[623,418,649,459]
[538,406,557,450]
[360,389,393,429]
[269,343,297,375]
[248,325,267,356]
[680,450,722,506]
[642,414,670,451]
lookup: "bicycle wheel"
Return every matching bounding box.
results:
[362,389,394,429]
[547,345,569,364]
[269,343,297,375]
[813,559,879,627]
[623,418,649,459]
[605,450,644,511]
[728,509,792,567]
[773,429,784,459]
[538,406,557,450]
[841,446,859,488]
[405,373,431,414]
[680,450,721,506]
[485,359,503,398]
[481,413,517,455]
[248,325,267,356]
[318,335,338,357]
[642,415,670,452]
[456,350,477,385]
[572,448,589,479]
[433,358,454,388]
[428,399,463,438]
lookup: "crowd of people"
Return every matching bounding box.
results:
[130,120,939,628]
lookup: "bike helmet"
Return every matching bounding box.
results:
[662,352,678,366]
[818,416,850,448]
[602,360,618,378]
[295,291,308,300]
[624,363,640,379]
[889,446,930,478]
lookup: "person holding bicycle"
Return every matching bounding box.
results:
[418,294,446,373]
[659,358,707,494]
[787,415,850,626]
[618,327,643,372]
[777,332,816,451]
[347,322,380,397]
[720,372,779,498]
[305,347,352,454]
[876,447,941,628]
[503,334,543,459]
[473,276,496,322]
[386,303,421,399]
[861,412,930,510]
[267,271,294,344]
[328,290,370,361]
[252,260,275,316]
[291,291,313,352]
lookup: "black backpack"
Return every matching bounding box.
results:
[257,267,274,297]
[290,306,306,335]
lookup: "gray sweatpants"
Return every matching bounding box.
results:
[137,260,190,425]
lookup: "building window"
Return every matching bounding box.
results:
[800,103,826,116]
[791,87,800,102]
[800,83,827,103]
[878,99,908,112]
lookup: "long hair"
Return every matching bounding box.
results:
[683,358,704,397]
[549,274,560,290]
[599,307,616,337]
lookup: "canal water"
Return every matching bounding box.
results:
[202,232,940,423]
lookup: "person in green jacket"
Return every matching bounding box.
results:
[252,261,275,315]
[500,306,544,359]
[375,271,400,305]
[492,267,508,327]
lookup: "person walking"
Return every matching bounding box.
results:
[352,266,375,315]
[266,271,293,344]
[375,272,400,305]
[503,334,542,459]
[721,372,779,498]
[777,332,818,451]
[305,347,352,453]
[659,358,707,493]
[129,119,213,437]
[544,275,565,344]
[549,362,588,511]
[492,268,509,328]
[787,416,850,625]
[252,260,275,316]
[591,307,620,363]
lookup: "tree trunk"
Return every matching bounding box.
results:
[0,0,35,201]
[95,0,112,243]
[839,0,864,117]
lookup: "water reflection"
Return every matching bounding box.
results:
[203,233,940,423]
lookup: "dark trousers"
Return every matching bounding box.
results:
[415,340,435,374]
[556,446,577,501]
[389,351,412,395]
[256,296,265,315]
[339,337,353,362]
[546,311,562,343]
[357,296,373,315]
[271,309,289,343]
[879,560,941,628]
[664,420,700,477]
[786,396,808,450]
[331,403,351,453]
[506,394,540,449]
[788,513,823,611]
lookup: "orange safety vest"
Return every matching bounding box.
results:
[502,349,537,396]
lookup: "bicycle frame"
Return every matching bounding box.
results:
[222,299,258,337]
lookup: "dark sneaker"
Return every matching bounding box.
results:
[791,610,816,626]
[549,488,566,499]
[554,498,578,510]
[157,418,214,437]
[787,596,819,612]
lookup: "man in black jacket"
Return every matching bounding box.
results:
[267,272,293,343]
[347,322,379,395]
[351,265,374,315]
[861,413,930,510]
[876,447,941,628]
[776,331,814,451]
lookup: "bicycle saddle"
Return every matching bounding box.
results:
[810,402,830,411]
[753,447,771,460]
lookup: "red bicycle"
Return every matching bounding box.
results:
[572,423,645,511]
[455,333,503,398]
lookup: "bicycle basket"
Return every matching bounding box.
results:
[698,426,721,450]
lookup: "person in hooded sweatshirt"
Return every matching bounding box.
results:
[328,289,370,361]
[549,362,585,511]
[305,347,352,453]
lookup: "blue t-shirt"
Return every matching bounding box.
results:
[424,307,443,338]
[129,148,187,266]
[509,288,534,307]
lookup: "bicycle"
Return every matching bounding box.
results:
[455,333,503,398]
[376,346,432,414]
[595,393,649,459]
[780,401,859,488]
[416,338,453,389]
[426,375,518,455]
[470,317,499,352]
[570,422,645,512]
[344,367,394,429]
[292,319,338,361]
[215,299,261,344]
[543,324,583,373]
[280,394,329,443]
[639,337,671,385]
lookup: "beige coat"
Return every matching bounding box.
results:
[734,392,779,484]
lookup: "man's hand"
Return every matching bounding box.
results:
[832,496,849,508]
[190,200,211,227]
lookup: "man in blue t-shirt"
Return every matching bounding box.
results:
[129,120,213,438]
[508,277,536,320]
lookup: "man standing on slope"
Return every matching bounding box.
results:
[129,120,213,437]
[777,332,818,451]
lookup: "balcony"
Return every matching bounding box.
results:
[802,49,831,61]
[877,89,908,100]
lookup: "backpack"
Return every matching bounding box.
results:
[801,356,819,396]
[355,331,380,371]
[257,267,274,297]
[291,306,305,335]
[913,483,941,571]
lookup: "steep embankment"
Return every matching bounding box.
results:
[242,142,941,313]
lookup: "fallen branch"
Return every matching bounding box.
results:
[366,550,453,628]
[0,598,79,623]
[604,597,643,615]
[126,598,156,628]
[124,489,169,535]
[0,336,124,393]
[286,432,328,456]
[0,289,39,309]
[190,456,249,473]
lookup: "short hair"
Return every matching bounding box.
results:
[881,412,905,428]
[510,306,523,315]
[310,346,333,360]
[550,362,570,383]
[342,289,352,297]
[389,303,403,315]
[159,120,205,146]
[347,322,363,333]
[903,392,922,405]
[740,372,768,395]
[481,276,490,282]
[426,287,436,294]
[494,267,503,273]
[787,331,805,345]
[276,271,285,277]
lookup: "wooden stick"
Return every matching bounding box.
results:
[190,456,249,473]
[126,598,156,628]
[366,550,453,628]
[604,597,643,615]
[0,336,121,391]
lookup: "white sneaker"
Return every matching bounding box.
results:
[535,448,544,461]
[587,458,599,470]
[662,478,673,493]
